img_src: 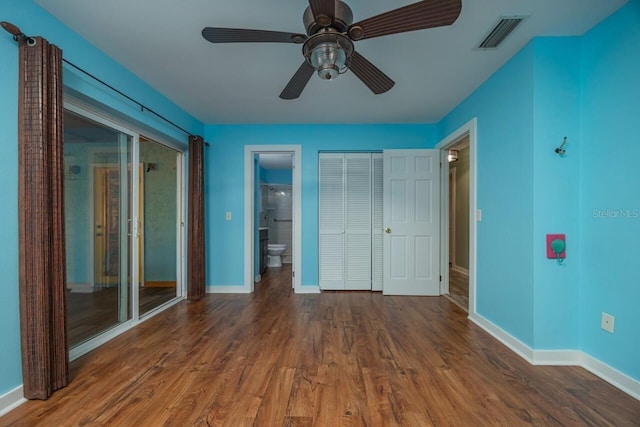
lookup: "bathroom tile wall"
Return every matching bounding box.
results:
[263,184,292,263]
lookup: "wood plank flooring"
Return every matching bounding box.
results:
[445,268,469,312]
[3,265,639,426]
[67,286,177,346]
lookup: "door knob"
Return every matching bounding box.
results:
[385,227,391,234]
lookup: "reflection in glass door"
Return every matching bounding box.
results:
[63,104,184,356]
[139,137,181,315]
[64,109,133,347]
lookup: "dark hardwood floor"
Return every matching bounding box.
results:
[3,265,639,426]
[445,268,469,312]
[67,286,177,346]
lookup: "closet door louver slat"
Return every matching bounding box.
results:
[319,153,380,291]
[345,155,372,290]
[319,155,345,289]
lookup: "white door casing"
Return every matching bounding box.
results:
[371,154,384,291]
[243,145,304,293]
[383,149,440,295]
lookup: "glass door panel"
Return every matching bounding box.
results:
[139,137,180,315]
[64,109,133,347]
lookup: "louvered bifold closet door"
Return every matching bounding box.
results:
[319,154,345,290]
[371,154,384,291]
[345,154,372,290]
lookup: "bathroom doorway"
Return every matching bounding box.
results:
[244,145,302,293]
[259,156,293,274]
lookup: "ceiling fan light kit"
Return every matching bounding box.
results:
[304,30,354,81]
[202,0,462,99]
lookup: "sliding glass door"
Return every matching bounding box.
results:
[139,137,181,315]
[64,109,134,347]
[63,104,184,354]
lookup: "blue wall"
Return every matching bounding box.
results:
[439,0,639,380]
[204,124,437,288]
[439,44,536,346]
[0,6,21,398]
[0,0,202,397]
[531,37,581,350]
[579,0,640,380]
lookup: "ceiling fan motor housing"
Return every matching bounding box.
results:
[303,1,353,35]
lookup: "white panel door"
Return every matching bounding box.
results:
[344,154,371,290]
[383,149,440,295]
[319,154,345,290]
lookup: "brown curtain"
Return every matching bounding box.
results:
[187,135,206,300]
[18,36,69,399]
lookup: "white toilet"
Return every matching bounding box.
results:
[267,244,287,268]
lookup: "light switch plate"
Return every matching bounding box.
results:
[476,209,482,222]
[225,212,232,221]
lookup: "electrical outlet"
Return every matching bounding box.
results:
[225,211,232,221]
[601,312,615,333]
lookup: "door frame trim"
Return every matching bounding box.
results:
[436,118,477,314]
[244,145,302,293]
[449,166,457,268]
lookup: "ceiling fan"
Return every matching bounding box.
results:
[202,0,462,100]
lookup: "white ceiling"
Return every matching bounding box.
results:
[35,0,627,124]
[260,153,293,170]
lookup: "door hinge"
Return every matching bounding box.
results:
[292,271,295,278]
[439,275,442,282]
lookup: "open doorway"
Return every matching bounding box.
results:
[258,154,293,278]
[437,118,477,315]
[446,137,470,310]
[244,145,302,293]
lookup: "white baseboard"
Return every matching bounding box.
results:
[295,285,321,294]
[579,352,640,400]
[0,385,25,417]
[469,313,640,401]
[67,282,94,293]
[531,350,582,366]
[206,285,251,294]
[468,313,534,361]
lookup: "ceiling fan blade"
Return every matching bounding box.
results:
[280,62,315,100]
[348,51,395,95]
[347,0,461,41]
[202,27,307,44]
[308,0,336,26]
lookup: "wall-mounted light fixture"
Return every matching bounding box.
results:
[146,163,156,173]
[448,149,459,163]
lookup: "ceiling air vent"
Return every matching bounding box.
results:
[478,16,528,49]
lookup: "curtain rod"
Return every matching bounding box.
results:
[2,21,208,146]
